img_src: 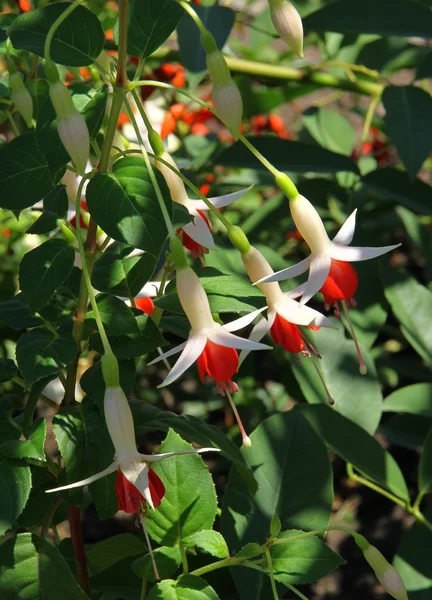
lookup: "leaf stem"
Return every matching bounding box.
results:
[116,0,129,85]
[179,539,189,574]
[40,495,63,541]
[44,0,82,64]
[264,546,279,600]
[121,91,176,239]
[6,110,20,136]
[361,92,382,143]
[346,463,407,509]
[285,583,310,600]
[175,0,208,35]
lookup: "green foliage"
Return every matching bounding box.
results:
[0,460,31,536]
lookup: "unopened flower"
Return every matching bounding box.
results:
[155,150,251,258]
[9,72,33,128]
[47,386,218,513]
[49,81,90,175]
[361,543,408,600]
[255,191,400,372]
[268,0,304,58]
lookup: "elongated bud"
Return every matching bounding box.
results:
[242,246,284,307]
[288,193,330,255]
[227,225,250,255]
[176,266,214,331]
[104,387,138,460]
[155,150,190,206]
[102,352,120,389]
[356,538,408,600]
[49,80,90,175]
[9,73,33,128]
[206,49,242,138]
[268,0,304,58]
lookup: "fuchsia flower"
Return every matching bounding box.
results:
[255,195,400,372]
[47,386,218,513]
[155,150,251,258]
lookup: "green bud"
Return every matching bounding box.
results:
[169,236,188,270]
[356,539,408,600]
[206,49,231,87]
[101,352,120,389]
[59,222,78,244]
[227,225,251,255]
[274,170,299,201]
[9,73,33,128]
[44,59,60,84]
[148,129,165,157]
[270,514,281,537]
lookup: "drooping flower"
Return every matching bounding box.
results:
[268,0,304,58]
[135,295,155,316]
[47,386,218,513]
[155,150,252,258]
[357,540,408,600]
[148,265,270,445]
[255,193,400,372]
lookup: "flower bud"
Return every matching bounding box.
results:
[155,151,190,206]
[242,246,284,306]
[289,194,329,255]
[212,81,243,139]
[268,0,304,58]
[227,225,250,255]
[206,49,231,87]
[361,543,408,600]
[9,72,33,128]
[49,81,90,175]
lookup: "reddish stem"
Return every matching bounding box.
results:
[68,505,91,597]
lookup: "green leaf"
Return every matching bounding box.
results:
[177,5,235,73]
[146,430,218,546]
[86,293,139,336]
[303,107,355,156]
[86,157,172,257]
[0,459,31,535]
[147,575,220,600]
[221,411,333,600]
[362,167,432,215]
[381,267,432,364]
[394,510,432,598]
[217,137,359,174]
[0,294,42,329]
[1,418,46,462]
[290,323,383,435]
[0,359,18,384]
[0,133,54,211]
[16,330,77,387]
[265,530,345,585]
[184,531,229,559]
[8,4,104,66]
[417,49,432,80]
[27,185,69,235]
[80,84,109,139]
[131,401,255,493]
[221,411,333,548]
[89,556,142,598]
[90,312,166,359]
[131,546,181,581]
[382,85,432,179]
[20,239,75,313]
[235,543,263,559]
[87,534,147,576]
[303,0,432,38]
[91,242,157,297]
[419,425,432,497]
[39,538,89,599]
[0,533,39,599]
[52,398,117,518]
[127,0,184,59]
[383,383,432,416]
[155,267,266,315]
[295,404,409,502]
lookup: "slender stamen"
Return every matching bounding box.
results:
[140,515,160,581]
[341,300,367,375]
[307,355,335,405]
[299,331,321,359]
[225,388,252,448]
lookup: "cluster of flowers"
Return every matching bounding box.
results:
[6,1,406,595]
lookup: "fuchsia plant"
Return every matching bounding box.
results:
[2,0,431,599]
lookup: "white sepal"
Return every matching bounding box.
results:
[147,342,187,366]
[190,186,254,211]
[254,256,310,285]
[332,210,357,245]
[277,298,322,326]
[299,254,331,306]
[207,325,272,351]
[238,312,275,367]
[182,211,215,249]
[141,448,221,462]
[158,334,207,387]
[223,306,268,332]
[46,461,118,493]
[330,242,401,262]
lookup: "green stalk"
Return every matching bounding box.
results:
[44,0,82,63]
[264,546,279,600]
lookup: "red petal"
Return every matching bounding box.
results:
[196,340,238,383]
[148,466,165,508]
[177,211,211,257]
[135,296,155,316]
[270,313,304,354]
[115,470,144,514]
[319,259,358,304]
